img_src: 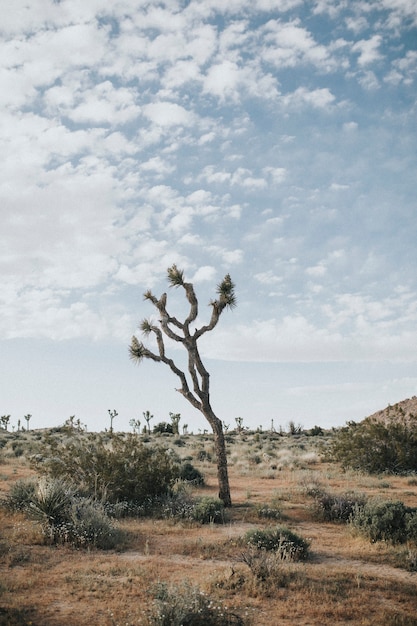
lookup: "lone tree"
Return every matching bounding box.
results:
[129,264,236,506]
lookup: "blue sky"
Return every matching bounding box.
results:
[1,0,417,433]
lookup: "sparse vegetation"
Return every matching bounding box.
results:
[146,581,246,625]
[1,423,417,626]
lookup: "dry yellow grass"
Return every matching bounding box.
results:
[1,431,417,625]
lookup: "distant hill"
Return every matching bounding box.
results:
[364,396,417,425]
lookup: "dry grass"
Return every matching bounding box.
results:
[1,430,417,625]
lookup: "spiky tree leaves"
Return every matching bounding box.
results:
[130,265,235,506]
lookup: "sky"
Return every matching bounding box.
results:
[1,0,417,434]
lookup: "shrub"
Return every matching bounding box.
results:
[327,416,417,474]
[54,499,122,549]
[244,526,309,561]
[152,490,196,521]
[25,477,74,527]
[4,479,36,512]
[4,477,121,549]
[153,422,174,434]
[405,509,417,542]
[311,491,367,523]
[32,433,179,504]
[256,503,282,520]
[191,497,225,524]
[350,499,411,544]
[179,462,205,485]
[196,449,212,462]
[147,581,246,626]
[239,550,294,587]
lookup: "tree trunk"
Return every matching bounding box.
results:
[204,407,232,507]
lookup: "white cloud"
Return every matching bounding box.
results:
[357,70,380,90]
[281,86,336,108]
[191,266,217,283]
[255,271,282,284]
[203,60,241,102]
[263,166,287,184]
[345,16,369,34]
[261,19,335,70]
[55,81,140,125]
[142,101,196,127]
[306,264,327,277]
[352,35,383,66]
[201,314,417,363]
[329,182,349,191]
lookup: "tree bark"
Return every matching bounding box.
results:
[204,408,232,507]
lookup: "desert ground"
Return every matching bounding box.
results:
[0,427,416,626]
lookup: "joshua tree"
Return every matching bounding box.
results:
[143,410,154,434]
[24,414,32,431]
[0,415,10,430]
[235,416,244,433]
[169,412,181,435]
[130,264,236,506]
[108,409,118,433]
[129,418,141,434]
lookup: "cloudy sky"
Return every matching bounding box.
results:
[1,0,417,433]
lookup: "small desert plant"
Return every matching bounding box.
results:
[255,502,282,520]
[350,499,412,544]
[238,549,293,586]
[405,546,417,571]
[179,462,205,485]
[4,479,37,512]
[191,496,225,524]
[25,477,74,527]
[405,509,417,541]
[244,526,310,561]
[147,581,246,625]
[4,477,121,549]
[153,489,196,521]
[53,499,123,549]
[196,449,212,462]
[311,490,367,523]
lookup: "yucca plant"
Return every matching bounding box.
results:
[27,477,73,527]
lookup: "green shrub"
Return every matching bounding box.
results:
[327,416,417,474]
[405,509,417,542]
[4,477,121,549]
[4,479,36,512]
[32,433,179,504]
[153,422,173,434]
[244,526,309,561]
[147,581,246,626]
[191,496,225,524]
[54,499,122,549]
[350,499,411,544]
[196,449,212,462]
[25,477,74,527]
[179,462,205,485]
[151,490,196,521]
[311,491,367,523]
[256,503,282,520]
